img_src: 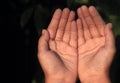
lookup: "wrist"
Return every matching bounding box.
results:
[80,74,111,83]
[45,75,76,83]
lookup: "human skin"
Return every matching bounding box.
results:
[38,8,78,83]
[38,6,116,83]
[77,6,116,83]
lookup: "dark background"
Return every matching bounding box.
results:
[13,0,120,83]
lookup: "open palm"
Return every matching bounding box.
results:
[38,6,116,83]
[77,6,116,81]
[38,8,77,82]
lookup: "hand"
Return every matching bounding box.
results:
[77,6,116,83]
[38,8,78,83]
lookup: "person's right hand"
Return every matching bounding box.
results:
[38,8,78,83]
[77,6,116,83]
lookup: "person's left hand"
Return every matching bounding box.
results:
[77,6,116,82]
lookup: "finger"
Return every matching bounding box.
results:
[47,9,62,39]
[77,19,85,46]
[68,11,75,21]
[38,29,49,54]
[77,7,92,40]
[55,8,70,40]
[81,6,100,38]
[89,6,105,36]
[105,23,116,52]
[69,21,77,48]
[63,11,75,43]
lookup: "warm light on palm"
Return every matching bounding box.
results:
[78,37,105,57]
[48,36,78,73]
[78,37,106,79]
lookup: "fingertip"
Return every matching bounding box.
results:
[39,29,49,44]
[77,7,81,14]
[55,8,62,13]
[42,29,47,35]
[88,6,97,14]
[105,23,113,33]
[105,23,114,40]
[60,8,70,20]
[42,29,46,35]
[70,10,75,17]
[71,10,75,14]
[89,5,95,10]
[42,29,50,40]
[107,23,113,29]
[89,5,97,12]
[54,8,62,17]
[63,8,70,13]
[64,8,70,10]
[81,5,88,10]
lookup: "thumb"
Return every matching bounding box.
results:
[105,23,116,51]
[38,29,50,54]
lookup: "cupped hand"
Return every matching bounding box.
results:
[38,8,78,83]
[77,6,116,82]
